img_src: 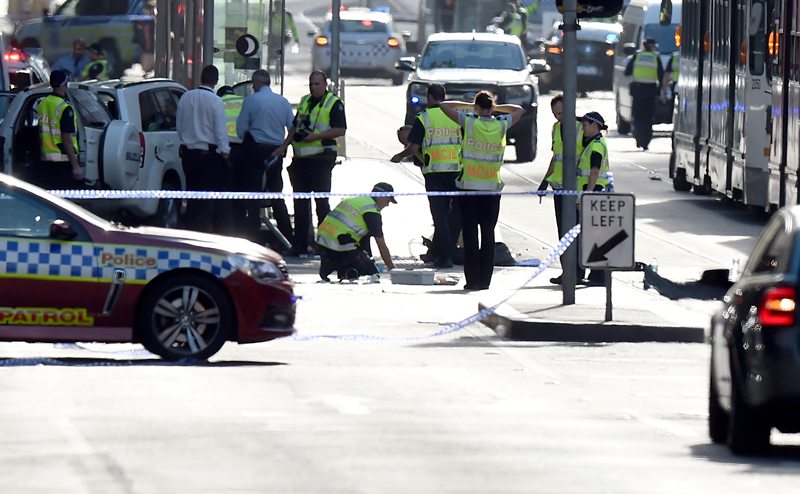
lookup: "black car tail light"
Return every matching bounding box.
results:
[139,132,145,168]
[758,286,797,326]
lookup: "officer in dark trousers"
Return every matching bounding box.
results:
[316,182,398,281]
[236,69,295,243]
[391,83,461,268]
[274,70,347,258]
[176,64,232,234]
[625,38,663,150]
[36,69,84,190]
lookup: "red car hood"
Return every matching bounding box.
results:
[105,226,283,263]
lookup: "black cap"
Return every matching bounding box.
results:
[50,69,69,88]
[86,43,103,54]
[372,182,397,203]
[217,85,235,96]
[578,111,608,130]
[643,37,659,48]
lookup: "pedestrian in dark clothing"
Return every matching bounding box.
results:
[273,70,347,258]
[36,69,84,190]
[439,91,523,290]
[438,0,456,32]
[624,38,664,150]
[236,69,295,243]
[176,64,233,234]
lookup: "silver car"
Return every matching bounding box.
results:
[310,8,408,85]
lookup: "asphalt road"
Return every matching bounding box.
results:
[2,32,797,491]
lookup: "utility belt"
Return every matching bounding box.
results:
[243,132,281,150]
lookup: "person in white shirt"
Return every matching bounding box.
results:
[176,64,232,233]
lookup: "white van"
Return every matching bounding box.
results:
[612,0,681,134]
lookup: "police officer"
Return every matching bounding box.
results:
[493,3,524,40]
[317,182,398,281]
[576,111,611,285]
[235,70,294,243]
[80,43,110,81]
[391,83,462,268]
[37,69,83,190]
[274,70,347,258]
[661,50,679,103]
[176,64,232,234]
[625,38,663,150]
[440,91,523,290]
[538,94,583,285]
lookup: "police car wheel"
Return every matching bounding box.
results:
[138,274,232,361]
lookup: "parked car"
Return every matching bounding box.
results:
[0,79,187,228]
[396,32,549,162]
[4,47,50,92]
[0,172,295,360]
[310,7,409,86]
[532,20,622,93]
[613,0,681,133]
[709,206,800,454]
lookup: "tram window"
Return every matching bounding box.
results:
[749,1,766,74]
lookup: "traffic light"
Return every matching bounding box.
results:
[556,0,623,18]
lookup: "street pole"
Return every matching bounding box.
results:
[561,0,578,305]
[331,0,341,95]
[203,0,214,68]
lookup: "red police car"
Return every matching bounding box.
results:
[0,173,295,360]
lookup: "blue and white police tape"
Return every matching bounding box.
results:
[287,223,582,342]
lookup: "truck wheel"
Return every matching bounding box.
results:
[515,116,537,162]
[152,178,181,228]
[391,73,405,86]
[693,175,712,195]
[672,168,692,192]
[727,368,770,455]
[138,274,232,361]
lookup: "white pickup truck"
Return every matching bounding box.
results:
[0,79,186,227]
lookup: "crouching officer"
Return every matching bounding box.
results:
[316,183,398,281]
[37,69,83,190]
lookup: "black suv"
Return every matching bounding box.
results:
[396,32,548,162]
[709,206,800,454]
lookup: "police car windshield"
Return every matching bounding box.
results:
[325,19,390,33]
[420,41,526,70]
[643,24,679,53]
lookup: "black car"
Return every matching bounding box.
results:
[533,20,622,94]
[395,32,549,162]
[709,207,800,454]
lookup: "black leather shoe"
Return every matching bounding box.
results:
[549,275,562,285]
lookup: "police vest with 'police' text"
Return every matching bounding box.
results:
[418,106,462,174]
[456,115,508,191]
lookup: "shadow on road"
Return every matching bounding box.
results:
[0,357,287,367]
[690,443,800,466]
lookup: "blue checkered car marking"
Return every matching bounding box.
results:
[0,239,232,282]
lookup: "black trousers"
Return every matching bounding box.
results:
[318,245,378,280]
[181,147,233,234]
[458,194,501,288]
[288,154,336,254]
[34,161,83,191]
[235,139,293,242]
[424,171,461,263]
[631,82,659,148]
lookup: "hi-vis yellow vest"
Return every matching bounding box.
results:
[670,52,679,81]
[81,59,110,81]
[317,196,380,252]
[417,107,461,174]
[632,51,659,84]
[221,94,244,143]
[38,94,79,162]
[456,115,507,191]
[547,120,583,189]
[505,12,524,35]
[293,92,342,157]
[577,135,610,191]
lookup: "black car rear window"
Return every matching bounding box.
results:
[420,41,526,71]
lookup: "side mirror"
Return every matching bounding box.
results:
[50,219,77,240]
[401,30,411,40]
[659,0,673,25]
[623,43,637,56]
[395,56,416,71]
[307,30,317,38]
[528,58,550,74]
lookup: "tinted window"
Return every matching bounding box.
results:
[420,41,526,70]
[139,90,161,131]
[67,87,111,128]
[0,186,59,238]
[643,24,679,53]
[326,19,391,33]
[745,215,794,275]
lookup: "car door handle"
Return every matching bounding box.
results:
[164,141,175,148]
[87,138,98,145]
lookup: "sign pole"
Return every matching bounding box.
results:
[605,271,612,321]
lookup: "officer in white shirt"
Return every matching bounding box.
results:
[176,65,232,233]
